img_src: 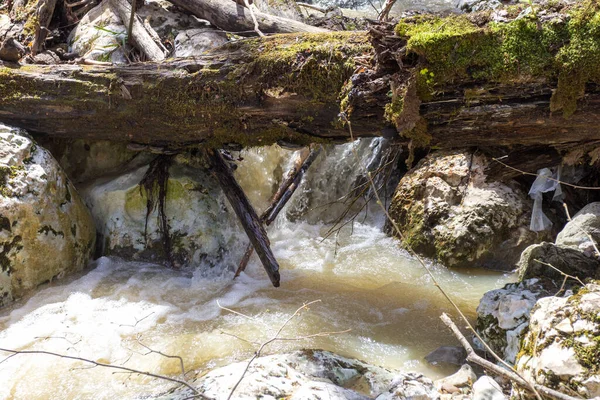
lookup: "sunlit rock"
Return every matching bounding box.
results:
[186,350,396,399]
[515,282,600,398]
[0,125,95,307]
[472,376,506,400]
[387,150,540,269]
[434,364,476,392]
[475,279,549,364]
[517,242,600,282]
[556,202,600,256]
[376,372,439,400]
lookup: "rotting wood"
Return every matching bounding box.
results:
[111,0,166,61]
[207,149,281,287]
[234,146,322,278]
[440,313,580,400]
[166,0,329,35]
[31,0,58,55]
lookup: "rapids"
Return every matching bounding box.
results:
[0,140,512,399]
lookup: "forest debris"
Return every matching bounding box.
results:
[207,149,281,287]
[110,0,166,61]
[235,147,321,277]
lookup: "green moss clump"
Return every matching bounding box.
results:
[394,2,600,116]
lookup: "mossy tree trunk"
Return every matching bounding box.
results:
[1,2,600,155]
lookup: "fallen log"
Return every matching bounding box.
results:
[0,32,376,147]
[1,3,600,154]
[235,146,321,277]
[166,0,329,35]
[207,149,281,287]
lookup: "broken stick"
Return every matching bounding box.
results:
[207,149,281,287]
[235,147,322,278]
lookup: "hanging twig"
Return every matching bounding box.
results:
[440,313,581,400]
[533,259,585,296]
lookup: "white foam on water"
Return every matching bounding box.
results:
[0,140,514,399]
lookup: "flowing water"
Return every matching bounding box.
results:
[0,140,512,399]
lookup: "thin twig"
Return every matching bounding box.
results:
[0,347,209,399]
[533,259,585,296]
[127,0,136,45]
[492,157,600,190]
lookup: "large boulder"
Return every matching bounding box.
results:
[185,350,397,399]
[475,280,549,364]
[0,125,95,307]
[387,150,539,269]
[80,154,242,268]
[515,282,600,398]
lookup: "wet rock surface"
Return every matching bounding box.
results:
[475,279,549,364]
[515,282,600,399]
[0,124,95,307]
[387,150,539,269]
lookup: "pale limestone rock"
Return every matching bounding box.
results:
[0,124,95,307]
[515,282,600,397]
[173,29,227,57]
[387,150,538,269]
[80,160,242,268]
[556,202,600,256]
[187,350,395,400]
[376,373,439,400]
[537,343,584,377]
[472,376,506,400]
[434,365,477,390]
[475,279,548,363]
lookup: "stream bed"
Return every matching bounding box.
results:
[0,141,512,399]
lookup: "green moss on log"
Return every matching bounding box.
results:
[394,1,600,116]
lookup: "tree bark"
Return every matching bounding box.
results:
[1,10,600,153]
[207,149,281,287]
[166,0,329,35]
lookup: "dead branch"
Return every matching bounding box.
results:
[217,300,350,400]
[110,0,166,61]
[562,202,600,258]
[243,0,265,37]
[440,313,581,400]
[378,0,397,21]
[0,347,210,399]
[235,146,322,277]
[533,259,585,296]
[207,149,281,287]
